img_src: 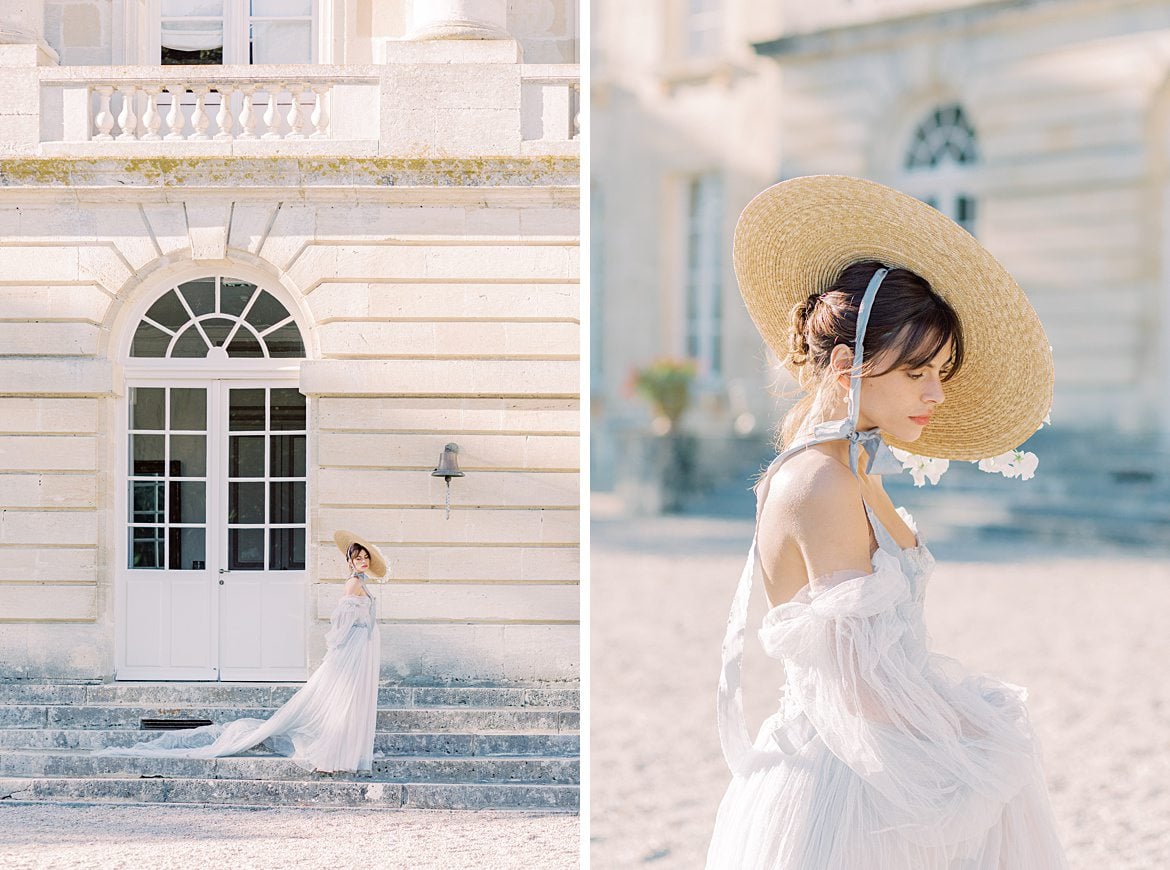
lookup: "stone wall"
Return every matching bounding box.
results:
[0,158,579,682]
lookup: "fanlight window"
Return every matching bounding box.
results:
[904,104,978,170]
[131,278,305,359]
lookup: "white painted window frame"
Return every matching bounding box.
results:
[121,0,332,65]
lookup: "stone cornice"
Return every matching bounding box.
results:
[752,0,1166,60]
[0,156,579,203]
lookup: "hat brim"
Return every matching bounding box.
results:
[733,175,1053,460]
[333,529,388,579]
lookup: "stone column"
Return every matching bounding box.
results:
[0,0,59,65]
[406,0,509,40]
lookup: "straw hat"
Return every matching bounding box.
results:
[333,529,388,580]
[734,175,1053,461]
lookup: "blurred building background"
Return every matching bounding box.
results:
[592,0,1170,544]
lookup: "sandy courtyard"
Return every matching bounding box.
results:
[591,511,1170,869]
[0,804,579,869]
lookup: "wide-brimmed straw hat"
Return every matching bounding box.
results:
[734,174,1053,461]
[333,529,388,580]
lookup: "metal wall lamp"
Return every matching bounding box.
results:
[432,442,465,520]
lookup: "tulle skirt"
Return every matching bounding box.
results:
[706,711,1068,869]
[94,623,380,774]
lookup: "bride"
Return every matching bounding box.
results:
[707,176,1067,868]
[96,530,385,774]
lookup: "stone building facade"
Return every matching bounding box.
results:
[592,0,1170,510]
[0,0,580,683]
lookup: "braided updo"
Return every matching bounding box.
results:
[779,260,965,447]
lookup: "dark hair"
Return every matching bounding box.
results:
[346,543,370,562]
[779,260,964,446]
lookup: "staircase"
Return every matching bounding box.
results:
[0,681,579,812]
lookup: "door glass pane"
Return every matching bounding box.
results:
[230,389,266,431]
[131,388,165,430]
[221,281,256,317]
[172,326,209,358]
[130,527,165,568]
[251,21,312,64]
[170,434,207,478]
[163,0,224,15]
[131,321,170,357]
[251,0,310,15]
[245,291,290,334]
[144,290,188,332]
[270,388,306,430]
[265,323,305,357]
[227,330,264,358]
[131,481,165,524]
[270,528,305,571]
[169,481,206,524]
[269,481,305,524]
[168,527,206,570]
[179,280,216,317]
[202,317,236,348]
[230,528,265,570]
[170,388,206,431]
[229,481,265,523]
[229,435,265,477]
[270,435,306,477]
[131,435,165,476]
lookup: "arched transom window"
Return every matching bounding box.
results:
[131,277,305,360]
[902,103,979,235]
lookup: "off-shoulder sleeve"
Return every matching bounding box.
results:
[759,549,1039,844]
[324,597,365,650]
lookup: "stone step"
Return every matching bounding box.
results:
[0,683,579,710]
[0,705,579,733]
[0,728,579,756]
[0,775,578,811]
[0,750,578,785]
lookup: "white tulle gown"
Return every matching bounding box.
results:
[708,451,1068,869]
[95,577,381,773]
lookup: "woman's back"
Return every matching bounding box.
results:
[756,444,919,608]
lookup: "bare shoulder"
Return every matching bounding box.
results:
[761,449,872,578]
[765,450,863,528]
[343,576,369,598]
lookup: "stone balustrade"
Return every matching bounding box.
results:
[520,65,581,155]
[38,66,379,145]
[3,58,581,157]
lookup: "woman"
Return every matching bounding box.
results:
[96,530,385,774]
[706,176,1067,868]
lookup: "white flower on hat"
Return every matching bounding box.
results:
[979,450,1039,480]
[889,447,949,487]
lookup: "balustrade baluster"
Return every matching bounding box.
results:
[309,85,330,139]
[164,85,185,140]
[285,84,306,140]
[214,85,234,141]
[115,86,138,141]
[141,86,162,140]
[261,86,282,140]
[190,86,211,140]
[237,86,258,140]
[93,86,114,141]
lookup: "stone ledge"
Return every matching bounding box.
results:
[0,156,579,191]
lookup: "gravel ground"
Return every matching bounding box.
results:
[0,804,579,869]
[591,511,1170,869]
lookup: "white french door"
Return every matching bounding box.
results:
[119,378,308,681]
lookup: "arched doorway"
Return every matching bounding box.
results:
[117,275,310,681]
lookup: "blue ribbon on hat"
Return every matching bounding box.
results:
[776,265,906,477]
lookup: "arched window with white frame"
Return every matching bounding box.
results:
[154,0,320,65]
[118,274,311,683]
[901,103,980,235]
